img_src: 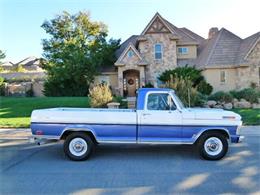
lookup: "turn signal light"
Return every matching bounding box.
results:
[36,130,43,135]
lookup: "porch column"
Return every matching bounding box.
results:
[139,66,145,88]
[118,67,124,96]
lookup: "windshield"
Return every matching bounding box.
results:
[171,92,185,109]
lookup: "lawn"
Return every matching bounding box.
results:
[231,108,260,125]
[0,97,259,128]
[0,97,90,128]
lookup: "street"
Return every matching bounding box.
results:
[0,127,259,194]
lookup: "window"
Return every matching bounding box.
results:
[178,47,188,54]
[147,93,176,111]
[98,76,110,85]
[128,50,134,58]
[154,44,162,59]
[220,70,226,83]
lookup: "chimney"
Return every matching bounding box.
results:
[208,27,218,39]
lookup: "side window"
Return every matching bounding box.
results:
[147,93,176,111]
[220,70,226,83]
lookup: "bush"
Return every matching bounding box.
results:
[165,76,203,107]
[208,91,233,103]
[197,80,213,95]
[0,76,5,96]
[159,65,213,95]
[112,96,128,108]
[230,88,260,103]
[89,84,113,108]
[143,82,154,88]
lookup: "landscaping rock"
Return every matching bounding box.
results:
[207,100,217,107]
[224,103,233,110]
[232,98,238,103]
[234,101,251,108]
[252,103,260,109]
[214,104,223,109]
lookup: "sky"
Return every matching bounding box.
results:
[0,0,260,63]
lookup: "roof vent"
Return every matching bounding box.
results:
[208,27,218,39]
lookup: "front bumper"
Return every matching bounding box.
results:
[231,135,245,143]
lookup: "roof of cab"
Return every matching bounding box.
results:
[138,88,174,92]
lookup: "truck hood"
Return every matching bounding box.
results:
[182,108,242,121]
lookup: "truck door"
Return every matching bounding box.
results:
[138,92,182,143]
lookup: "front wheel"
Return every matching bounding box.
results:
[64,132,94,161]
[197,133,228,160]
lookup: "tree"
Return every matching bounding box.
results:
[159,65,213,95]
[41,11,120,96]
[0,50,6,65]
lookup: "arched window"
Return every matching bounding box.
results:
[154,44,162,59]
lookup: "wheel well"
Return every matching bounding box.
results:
[61,130,98,144]
[195,129,229,143]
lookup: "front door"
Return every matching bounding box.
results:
[138,92,183,143]
[124,70,139,97]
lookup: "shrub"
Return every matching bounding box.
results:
[0,76,5,96]
[230,88,260,103]
[197,80,213,95]
[112,96,128,108]
[143,82,154,88]
[89,84,113,108]
[159,65,213,95]
[208,91,233,103]
[165,76,203,107]
[26,88,34,97]
[13,64,26,72]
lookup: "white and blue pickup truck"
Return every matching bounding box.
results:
[30,88,243,161]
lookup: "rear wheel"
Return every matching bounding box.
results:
[197,132,228,160]
[64,132,94,161]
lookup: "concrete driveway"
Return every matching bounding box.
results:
[0,127,259,194]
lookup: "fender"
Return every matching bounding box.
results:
[192,127,230,143]
[60,124,97,140]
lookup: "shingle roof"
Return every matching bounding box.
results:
[235,32,260,64]
[115,35,139,59]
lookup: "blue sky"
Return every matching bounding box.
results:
[0,0,259,62]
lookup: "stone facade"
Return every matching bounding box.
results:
[139,33,178,85]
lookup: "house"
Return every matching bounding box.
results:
[15,56,43,72]
[96,12,260,96]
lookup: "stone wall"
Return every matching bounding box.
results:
[138,33,178,86]
[237,42,260,88]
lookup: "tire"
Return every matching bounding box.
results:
[197,132,228,160]
[63,132,94,161]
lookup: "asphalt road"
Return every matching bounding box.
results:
[0,127,259,195]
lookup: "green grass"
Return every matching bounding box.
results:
[0,97,90,128]
[231,108,260,125]
[0,97,259,128]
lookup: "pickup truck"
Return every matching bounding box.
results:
[30,88,244,161]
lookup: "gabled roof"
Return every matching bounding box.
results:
[179,27,205,44]
[1,61,14,67]
[16,56,41,66]
[141,12,178,36]
[115,42,147,66]
[115,35,139,59]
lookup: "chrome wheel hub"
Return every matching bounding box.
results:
[204,137,223,156]
[69,138,88,156]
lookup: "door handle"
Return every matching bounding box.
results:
[142,113,151,116]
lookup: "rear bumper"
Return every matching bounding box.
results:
[29,135,59,145]
[231,135,245,143]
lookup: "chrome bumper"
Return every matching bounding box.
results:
[29,135,59,145]
[238,135,245,143]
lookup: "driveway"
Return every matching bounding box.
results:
[0,127,259,194]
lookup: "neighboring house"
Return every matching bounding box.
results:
[15,56,44,72]
[96,12,260,96]
[0,61,14,71]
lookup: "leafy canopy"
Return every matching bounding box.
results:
[0,50,6,65]
[41,11,120,96]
